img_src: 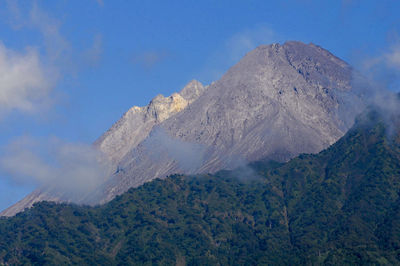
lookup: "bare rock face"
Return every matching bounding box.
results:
[94,80,205,165]
[178,79,206,103]
[2,41,364,216]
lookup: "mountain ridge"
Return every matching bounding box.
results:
[91,41,363,204]
[94,79,206,165]
[2,41,365,216]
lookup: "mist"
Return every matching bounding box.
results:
[349,41,400,134]
[0,136,112,203]
[143,127,207,173]
[225,160,263,182]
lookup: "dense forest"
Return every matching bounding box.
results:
[0,112,400,265]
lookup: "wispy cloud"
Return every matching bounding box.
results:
[4,0,23,29]
[1,1,104,116]
[0,136,111,201]
[349,38,400,136]
[357,39,400,92]
[384,43,400,70]
[0,1,71,116]
[0,1,110,207]
[143,127,206,173]
[362,43,400,71]
[5,1,70,64]
[29,2,72,70]
[199,25,279,83]
[83,34,103,67]
[226,25,277,64]
[96,0,104,7]
[131,50,170,70]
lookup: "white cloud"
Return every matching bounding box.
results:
[1,1,106,116]
[0,2,111,206]
[0,1,73,116]
[0,43,53,114]
[0,136,111,202]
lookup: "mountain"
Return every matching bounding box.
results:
[94,80,206,165]
[0,112,399,264]
[2,41,364,216]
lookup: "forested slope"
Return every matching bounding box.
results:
[0,113,399,265]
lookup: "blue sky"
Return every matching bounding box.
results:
[0,0,399,212]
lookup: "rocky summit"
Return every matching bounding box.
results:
[2,41,364,216]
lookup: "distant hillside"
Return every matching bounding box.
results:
[0,112,399,265]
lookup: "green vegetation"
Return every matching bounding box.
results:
[0,114,400,265]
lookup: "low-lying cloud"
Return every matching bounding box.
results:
[222,155,263,182]
[143,127,263,182]
[0,137,111,202]
[350,40,400,135]
[143,127,206,173]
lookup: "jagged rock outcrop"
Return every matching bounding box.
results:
[94,80,205,165]
[2,41,365,216]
